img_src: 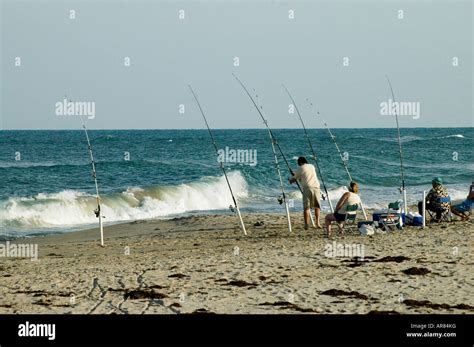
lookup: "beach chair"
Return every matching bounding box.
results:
[378,201,403,231]
[427,196,451,222]
[340,204,358,233]
[463,200,473,218]
[451,199,472,220]
[466,201,473,219]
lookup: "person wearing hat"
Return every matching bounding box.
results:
[418,177,450,221]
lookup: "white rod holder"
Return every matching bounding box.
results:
[422,191,426,229]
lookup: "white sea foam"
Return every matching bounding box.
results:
[0,171,248,230]
[1,172,471,233]
[326,185,349,201]
[443,134,464,139]
[376,134,466,143]
[0,161,62,169]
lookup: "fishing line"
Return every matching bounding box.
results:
[307,99,368,220]
[282,84,334,213]
[188,85,247,235]
[66,94,105,246]
[233,74,293,232]
[385,75,408,216]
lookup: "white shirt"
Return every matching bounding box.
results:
[338,192,361,214]
[293,163,320,190]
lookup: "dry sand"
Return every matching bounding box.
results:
[0,211,473,314]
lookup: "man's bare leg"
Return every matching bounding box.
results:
[314,207,322,228]
[303,208,310,229]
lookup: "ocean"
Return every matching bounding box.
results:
[0,128,472,238]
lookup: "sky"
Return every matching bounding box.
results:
[0,0,472,129]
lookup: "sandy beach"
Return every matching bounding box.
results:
[0,210,472,315]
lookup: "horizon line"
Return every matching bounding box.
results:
[1,126,472,131]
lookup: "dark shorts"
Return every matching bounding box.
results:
[335,212,346,222]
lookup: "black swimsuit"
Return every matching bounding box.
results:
[335,212,346,222]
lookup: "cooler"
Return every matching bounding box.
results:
[405,212,423,226]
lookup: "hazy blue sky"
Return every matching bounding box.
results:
[1,0,472,129]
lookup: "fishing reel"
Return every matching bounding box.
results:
[94,204,104,218]
[321,193,327,201]
[229,205,235,213]
[277,196,284,205]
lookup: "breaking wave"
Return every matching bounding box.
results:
[0,171,248,230]
[375,134,467,143]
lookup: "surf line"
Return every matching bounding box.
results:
[385,75,408,219]
[282,84,334,213]
[307,100,368,221]
[188,85,247,235]
[67,95,105,246]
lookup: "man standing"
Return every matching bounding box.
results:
[289,156,322,229]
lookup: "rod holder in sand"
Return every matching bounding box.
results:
[284,200,292,233]
[422,191,426,228]
[99,212,104,247]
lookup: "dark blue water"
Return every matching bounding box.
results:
[0,128,472,236]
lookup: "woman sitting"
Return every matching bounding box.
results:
[418,177,450,221]
[325,182,361,238]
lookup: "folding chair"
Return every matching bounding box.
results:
[340,204,359,233]
[427,196,451,222]
[378,201,403,231]
[451,200,473,220]
[468,201,474,219]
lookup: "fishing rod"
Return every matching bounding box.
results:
[308,100,368,220]
[282,84,334,213]
[385,75,408,217]
[232,74,293,233]
[66,94,105,246]
[250,87,317,228]
[251,89,309,201]
[188,85,247,235]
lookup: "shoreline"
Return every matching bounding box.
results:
[0,211,472,314]
[0,203,427,243]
